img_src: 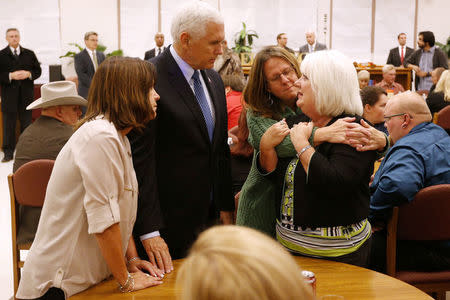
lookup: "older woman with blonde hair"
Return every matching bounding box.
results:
[426,69,450,114]
[16,57,163,300]
[357,69,370,89]
[176,225,314,300]
[259,50,378,267]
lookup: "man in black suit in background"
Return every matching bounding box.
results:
[74,31,105,100]
[144,32,166,60]
[130,1,234,274]
[0,28,41,162]
[386,33,414,67]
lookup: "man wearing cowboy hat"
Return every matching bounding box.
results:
[13,81,86,244]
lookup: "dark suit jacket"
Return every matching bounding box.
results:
[74,49,105,99]
[405,47,448,90]
[386,46,414,67]
[299,42,327,53]
[0,46,41,113]
[130,47,233,258]
[144,47,166,60]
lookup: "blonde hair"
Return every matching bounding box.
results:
[434,70,450,101]
[177,225,314,300]
[300,50,363,116]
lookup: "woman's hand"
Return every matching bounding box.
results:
[290,122,313,151]
[131,270,163,291]
[128,258,165,279]
[350,119,387,152]
[315,117,370,146]
[260,119,290,150]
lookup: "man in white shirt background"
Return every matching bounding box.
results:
[299,30,327,54]
[74,31,105,100]
[144,32,166,60]
[386,32,414,67]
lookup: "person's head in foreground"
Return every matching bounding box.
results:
[360,86,388,125]
[296,49,362,120]
[357,70,370,89]
[79,56,159,130]
[384,91,432,144]
[176,225,314,300]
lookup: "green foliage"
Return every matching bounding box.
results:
[232,22,259,55]
[436,36,450,57]
[59,43,123,59]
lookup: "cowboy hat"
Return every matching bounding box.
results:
[27,81,87,110]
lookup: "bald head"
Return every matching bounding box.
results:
[384,92,432,143]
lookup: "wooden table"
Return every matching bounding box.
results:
[356,67,413,91]
[70,256,432,300]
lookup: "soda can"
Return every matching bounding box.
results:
[301,270,316,296]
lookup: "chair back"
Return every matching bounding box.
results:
[12,159,55,207]
[437,105,450,131]
[397,184,450,241]
[8,159,55,297]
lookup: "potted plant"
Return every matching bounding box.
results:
[232,22,258,65]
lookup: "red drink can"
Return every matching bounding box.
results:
[301,270,316,296]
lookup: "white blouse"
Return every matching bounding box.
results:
[16,118,138,299]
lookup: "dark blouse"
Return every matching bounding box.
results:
[426,91,450,115]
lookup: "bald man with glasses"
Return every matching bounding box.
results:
[369,91,450,273]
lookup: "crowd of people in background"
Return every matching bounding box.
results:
[1,1,449,299]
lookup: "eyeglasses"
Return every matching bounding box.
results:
[267,67,296,83]
[384,113,407,121]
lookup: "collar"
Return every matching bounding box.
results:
[86,48,96,56]
[170,45,195,82]
[422,46,435,54]
[10,46,20,55]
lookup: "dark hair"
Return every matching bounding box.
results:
[244,46,300,120]
[6,28,19,34]
[277,33,286,40]
[419,31,435,47]
[221,74,245,92]
[360,86,387,107]
[230,109,253,158]
[77,56,157,131]
[397,32,406,39]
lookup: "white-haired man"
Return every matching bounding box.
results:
[369,92,450,272]
[376,64,405,95]
[299,31,327,53]
[14,81,86,245]
[130,1,234,273]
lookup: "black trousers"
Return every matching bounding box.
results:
[26,287,65,300]
[2,110,32,155]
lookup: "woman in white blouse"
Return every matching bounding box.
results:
[17,57,162,300]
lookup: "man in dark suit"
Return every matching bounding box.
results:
[299,31,327,53]
[74,31,105,100]
[0,28,41,162]
[130,1,234,274]
[406,31,448,91]
[386,33,414,67]
[144,33,166,60]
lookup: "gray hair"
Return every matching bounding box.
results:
[382,64,395,74]
[357,70,370,80]
[171,1,223,44]
[84,31,98,40]
[300,50,363,116]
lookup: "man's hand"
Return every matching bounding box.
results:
[10,70,30,80]
[416,70,427,77]
[220,211,234,224]
[142,236,173,274]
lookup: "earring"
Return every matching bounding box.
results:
[268,93,274,106]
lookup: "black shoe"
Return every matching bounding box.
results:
[2,154,13,162]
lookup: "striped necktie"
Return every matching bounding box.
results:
[192,70,214,141]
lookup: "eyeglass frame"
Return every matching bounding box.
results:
[266,66,297,84]
[383,113,411,122]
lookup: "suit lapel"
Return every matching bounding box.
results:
[164,52,211,142]
[84,49,95,73]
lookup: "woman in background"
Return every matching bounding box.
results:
[17,57,163,300]
[426,69,450,114]
[361,86,389,135]
[177,225,314,300]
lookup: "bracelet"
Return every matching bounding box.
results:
[308,126,318,148]
[296,145,312,158]
[127,256,140,264]
[118,272,134,293]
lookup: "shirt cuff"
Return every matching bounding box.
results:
[9,72,12,82]
[140,231,160,241]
